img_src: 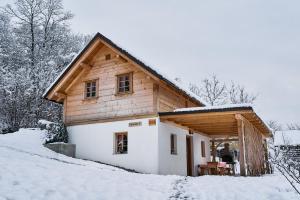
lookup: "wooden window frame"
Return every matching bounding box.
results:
[114,132,128,154]
[84,79,99,100]
[201,141,206,158]
[116,72,133,95]
[170,134,177,155]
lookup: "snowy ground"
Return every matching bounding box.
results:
[0,129,299,200]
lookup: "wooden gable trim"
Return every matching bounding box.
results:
[44,35,101,102]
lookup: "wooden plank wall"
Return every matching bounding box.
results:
[157,85,198,112]
[243,119,266,176]
[65,46,155,124]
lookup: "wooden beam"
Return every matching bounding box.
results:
[47,39,100,100]
[55,92,66,99]
[211,140,216,162]
[65,63,92,93]
[160,110,252,120]
[210,138,239,143]
[236,114,246,176]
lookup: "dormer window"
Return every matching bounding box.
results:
[85,80,98,99]
[116,73,133,94]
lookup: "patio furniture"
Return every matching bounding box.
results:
[217,162,227,175]
[207,162,218,175]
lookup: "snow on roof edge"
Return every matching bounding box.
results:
[174,103,253,112]
[174,103,272,133]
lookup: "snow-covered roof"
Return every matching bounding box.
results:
[174,103,253,112]
[43,32,207,106]
[274,130,300,146]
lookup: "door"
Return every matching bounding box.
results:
[186,136,193,176]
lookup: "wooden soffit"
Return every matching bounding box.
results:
[159,107,271,137]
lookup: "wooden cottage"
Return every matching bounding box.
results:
[44,33,271,176]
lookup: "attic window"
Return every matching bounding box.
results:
[117,73,133,94]
[105,54,111,60]
[85,80,98,99]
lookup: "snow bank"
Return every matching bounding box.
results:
[181,175,299,200]
[0,129,298,200]
[0,129,176,200]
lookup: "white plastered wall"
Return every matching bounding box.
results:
[67,117,159,174]
[158,121,188,176]
[157,121,211,176]
[192,132,211,175]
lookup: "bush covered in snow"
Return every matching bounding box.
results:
[0,121,12,134]
[38,120,68,144]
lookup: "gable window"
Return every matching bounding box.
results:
[117,73,132,94]
[115,132,128,154]
[85,80,98,99]
[170,134,177,155]
[201,141,206,158]
[105,54,111,60]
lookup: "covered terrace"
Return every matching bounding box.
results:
[159,104,272,176]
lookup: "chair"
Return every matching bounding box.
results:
[217,162,227,175]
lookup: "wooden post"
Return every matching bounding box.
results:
[212,140,216,162]
[236,114,246,176]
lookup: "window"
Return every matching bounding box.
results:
[170,134,177,155]
[115,132,128,154]
[117,73,132,94]
[105,54,111,60]
[201,141,206,157]
[85,80,97,98]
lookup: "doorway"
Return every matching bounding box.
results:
[186,136,194,176]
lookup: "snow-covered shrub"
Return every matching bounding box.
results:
[269,131,300,195]
[0,122,12,134]
[38,120,68,144]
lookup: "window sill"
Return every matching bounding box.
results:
[115,92,133,97]
[113,152,128,155]
[81,97,99,103]
[83,96,99,100]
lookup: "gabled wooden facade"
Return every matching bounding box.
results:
[44,33,202,125]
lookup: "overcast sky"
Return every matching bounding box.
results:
[2,0,300,126]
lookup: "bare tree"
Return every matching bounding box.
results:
[189,75,257,106]
[267,120,282,132]
[228,81,257,104]
[287,123,300,130]
[199,75,227,106]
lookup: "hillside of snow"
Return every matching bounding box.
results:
[0,129,299,200]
